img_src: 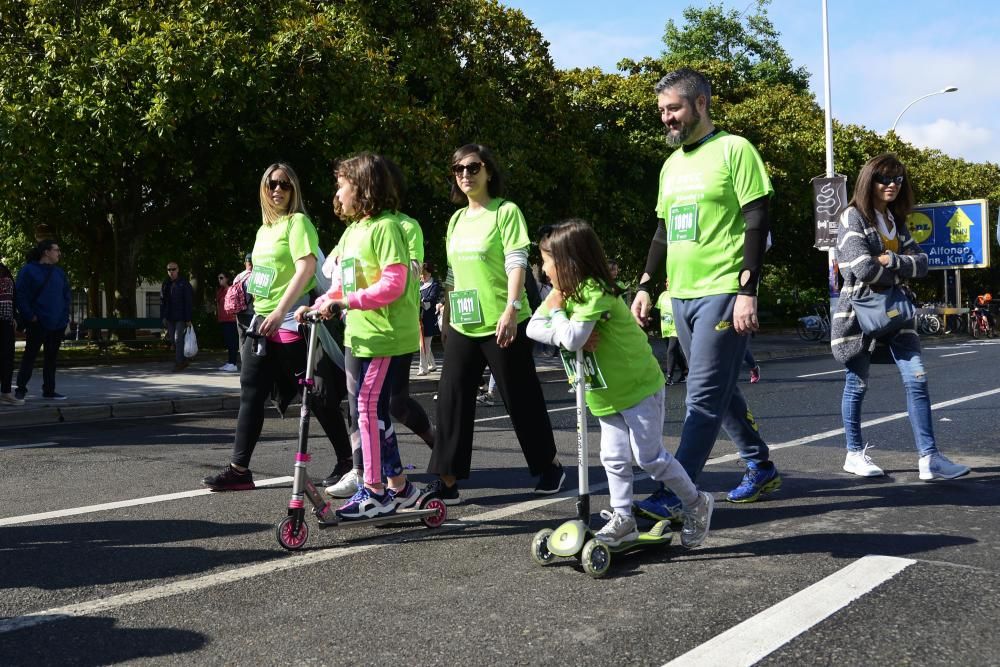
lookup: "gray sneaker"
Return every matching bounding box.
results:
[918,452,970,481]
[681,491,715,548]
[326,468,361,498]
[594,510,639,547]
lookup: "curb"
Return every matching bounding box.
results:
[4,343,834,429]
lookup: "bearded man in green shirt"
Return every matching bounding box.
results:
[630,68,781,518]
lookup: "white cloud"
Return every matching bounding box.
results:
[895,119,995,163]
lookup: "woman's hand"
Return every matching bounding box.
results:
[321,298,347,320]
[293,306,310,323]
[495,306,519,348]
[258,310,284,337]
[878,253,891,266]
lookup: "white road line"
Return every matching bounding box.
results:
[474,405,575,423]
[0,480,612,635]
[663,555,915,666]
[940,351,977,358]
[0,441,58,451]
[0,477,293,527]
[796,369,846,378]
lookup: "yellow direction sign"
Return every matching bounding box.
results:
[946,207,974,244]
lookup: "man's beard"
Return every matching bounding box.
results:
[664,109,702,148]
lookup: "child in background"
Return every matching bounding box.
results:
[655,278,687,385]
[302,153,420,520]
[526,220,713,548]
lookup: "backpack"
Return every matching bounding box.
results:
[224,273,252,316]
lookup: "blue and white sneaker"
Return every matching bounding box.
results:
[633,485,684,524]
[726,463,782,503]
[336,487,395,521]
[387,481,420,510]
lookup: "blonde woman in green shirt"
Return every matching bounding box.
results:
[425,144,563,505]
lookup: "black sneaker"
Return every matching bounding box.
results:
[321,459,355,487]
[14,388,26,401]
[202,465,255,491]
[42,392,68,400]
[534,463,566,495]
[423,478,461,505]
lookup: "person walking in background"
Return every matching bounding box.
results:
[832,153,970,481]
[418,261,442,375]
[0,260,22,406]
[631,68,780,522]
[216,271,239,372]
[425,143,563,505]
[655,278,687,385]
[202,162,353,491]
[161,260,193,372]
[15,240,71,401]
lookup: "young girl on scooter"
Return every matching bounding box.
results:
[304,153,420,520]
[526,220,714,548]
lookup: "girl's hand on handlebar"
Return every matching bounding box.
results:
[293,306,311,323]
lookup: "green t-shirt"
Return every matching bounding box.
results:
[332,211,419,358]
[654,131,773,299]
[445,198,530,337]
[394,212,425,264]
[249,212,319,317]
[655,290,677,338]
[537,280,664,417]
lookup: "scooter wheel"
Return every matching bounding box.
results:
[276,516,309,551]
[530,528,556,566]
[420,497,447,528]
[581,539,611,578]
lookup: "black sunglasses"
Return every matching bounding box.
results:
[451,161,483,176]
[873,174,904,187]
[267,179,293,191]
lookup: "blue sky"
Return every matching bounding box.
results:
[503,1,1000,166]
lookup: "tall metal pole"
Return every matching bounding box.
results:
[821,0,837,308]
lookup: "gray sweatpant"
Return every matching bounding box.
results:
[598,387,698,515]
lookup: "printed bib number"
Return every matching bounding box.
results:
[668,203,699,242]
[246,265,277,298]
[449,289,482,325]
[341,258,357,294]
[560,349,607,391]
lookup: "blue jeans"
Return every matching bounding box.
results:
[842,337,937,456]
[671,294,770,481]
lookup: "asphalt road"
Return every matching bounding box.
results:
[2,339,1000,666]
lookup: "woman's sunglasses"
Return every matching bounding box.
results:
[267,179,293,191]
[451,161,483,176]
[873,174,904,187]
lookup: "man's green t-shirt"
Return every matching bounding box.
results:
[249,212,318,317]
[656,290,677,338]
[537,280,664,417]
[333,211,419,358]
[654,132,773,299]
[446,198,530,337]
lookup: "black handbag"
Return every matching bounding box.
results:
[852,285,915,338]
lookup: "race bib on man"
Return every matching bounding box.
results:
[246,265,277,298]
[668,203,699,243]
[560,349,607,390]
[449,289,482,325]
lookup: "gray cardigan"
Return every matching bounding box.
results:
[831,206,927,364]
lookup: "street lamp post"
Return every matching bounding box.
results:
[890,87,959,133]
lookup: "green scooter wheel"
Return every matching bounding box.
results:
[581,539,611,578]
[530,528,556,566]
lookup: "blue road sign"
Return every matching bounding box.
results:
[906,199,990,270]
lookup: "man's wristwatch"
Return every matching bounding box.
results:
[508,299,522,310]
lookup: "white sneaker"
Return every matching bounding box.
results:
[919,452,970,481]
[327,468,362,497]
[681,491,714,548]
[594,510,639,546]
[219,363,238,372]
[0,392,25,406]
[844,444,884,477]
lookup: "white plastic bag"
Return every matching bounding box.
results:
[183,325,199,358]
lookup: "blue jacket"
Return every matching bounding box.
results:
[160,276,193,322]
[15,262,71,331]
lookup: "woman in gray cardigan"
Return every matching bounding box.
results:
[832,154,969,481]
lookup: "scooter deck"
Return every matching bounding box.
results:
[316,505,438,530]
[606,525,673,554]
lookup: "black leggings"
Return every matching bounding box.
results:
[230,334,351,469]
[430,320,556,479]
[0,320,14,393]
